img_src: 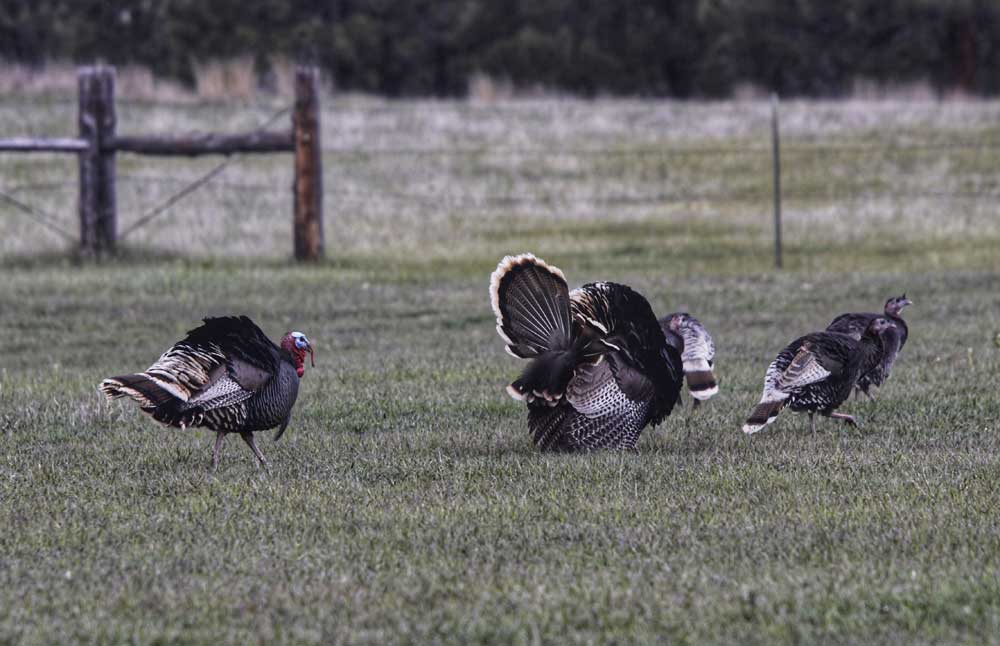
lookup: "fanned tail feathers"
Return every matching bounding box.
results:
[490,253,572,358]
[492,254,583,402]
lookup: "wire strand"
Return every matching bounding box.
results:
[119,104,291,238]
[0,188,75,241]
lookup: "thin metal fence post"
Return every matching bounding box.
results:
[771,93,782,270]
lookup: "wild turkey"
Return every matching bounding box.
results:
[490,253,683,451]
[827,294,911,397]
[660,312,718,407]
[100,316,313,468]
[742,317,892,434]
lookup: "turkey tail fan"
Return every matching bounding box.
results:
[101,374,177,409]
[742,398,786,434]
[684,367,718,400]
[490,253,572,358]
[100,374,205,429]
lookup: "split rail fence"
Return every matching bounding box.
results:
[0,65,323,260]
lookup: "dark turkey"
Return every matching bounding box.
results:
[100,316,314,468]
[742,317,892,434]
[490,253,683,451]
[660,312,718,407]
[827,294,911,397]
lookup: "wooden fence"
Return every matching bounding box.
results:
[0,65,324,260]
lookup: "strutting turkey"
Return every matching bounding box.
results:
[742,317,893,434]
[490,253,683,451]
[100,316,314,468]
[826,294,911,398]
[660,312,718,407]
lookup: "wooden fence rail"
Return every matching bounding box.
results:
[0,64,323,261]
[110,132,294,156]
[0,138,89,152]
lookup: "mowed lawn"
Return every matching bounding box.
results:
[2,97,1000,643]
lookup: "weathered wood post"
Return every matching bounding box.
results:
[293,66,323,261]
[78,65,117,255]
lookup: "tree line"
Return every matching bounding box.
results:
[2,0,997,97]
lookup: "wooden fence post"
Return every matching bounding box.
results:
[293,66,324,261]
[78,65,117,255]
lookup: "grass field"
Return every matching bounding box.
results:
[2,97,1000,643]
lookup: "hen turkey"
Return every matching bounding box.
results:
[660,312,718,407]
[742,318,892,434]
[490,253,683,451]
[100,316,313,468]
[826,294,911,397]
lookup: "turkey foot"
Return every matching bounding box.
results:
[826,412,858,428]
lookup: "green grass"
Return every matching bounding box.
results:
[2,98,1000,643]
[2,260,999,644]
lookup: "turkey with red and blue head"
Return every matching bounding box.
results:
[490,253,683,451]
[100,316,313,468]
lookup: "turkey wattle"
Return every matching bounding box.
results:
[490,253,683,451]
[100,316,313,468]
[742,317,892,434]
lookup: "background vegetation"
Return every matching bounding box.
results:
[2,96,1000,642]
[3,0,1000,97]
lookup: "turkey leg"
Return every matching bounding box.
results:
[240,432,269,468]
[211,432,225,469]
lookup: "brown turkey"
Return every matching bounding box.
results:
[100,316,313,468]
[742,317,892,434]
[826,294,911,398]
[490,253,683,451]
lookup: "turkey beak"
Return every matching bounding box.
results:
[901,297,913,308]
